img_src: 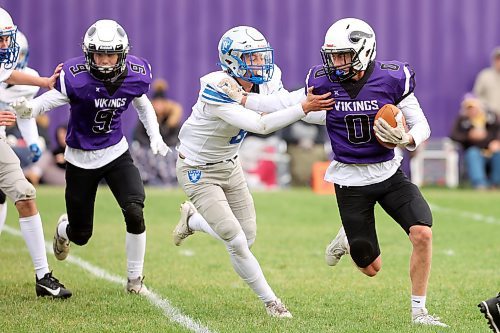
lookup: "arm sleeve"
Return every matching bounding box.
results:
[244,88,306,112]
[132,94,161,140]
[211,103,306,135]
[17,118,39,146]
[302,110,327,125]
[397,93,430,151]
[27,89,70,117]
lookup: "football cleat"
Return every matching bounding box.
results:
[478,293,500,333]
[35,272,72,299]
[173,201,196,246]
[265,298,293,318]
[325,226,349,266]
[53,213,70,261]
[127,276,148,295]
[412,308,448,327]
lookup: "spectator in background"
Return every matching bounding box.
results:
[131,78,182,186]
[450,94,500,189]
[281,122,327,186]
[473,47,500,116]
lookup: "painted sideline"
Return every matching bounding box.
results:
[2,225,215,333]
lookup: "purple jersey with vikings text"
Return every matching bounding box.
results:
[55,55,152,150]
[306,60,416,164]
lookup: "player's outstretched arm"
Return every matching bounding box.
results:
[212,88,333,135]
[5,63,63,90]
[11,90,70,119]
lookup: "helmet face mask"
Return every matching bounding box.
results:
[15,31,29,70]
[321,18,376,82]
[218,26,274,85]
[0,8,19,69]
[82,20,129,81]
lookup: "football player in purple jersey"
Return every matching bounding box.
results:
[224,17,447,327]
[12,19,170,295]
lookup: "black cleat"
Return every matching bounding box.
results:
[35,272,72,299]
[478,293,500,333]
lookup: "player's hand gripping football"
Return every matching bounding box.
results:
[301,86,335,114]
[10,97,34,119]
[374,112,411,146]
[217,77,246,104]
[150,136,172,156]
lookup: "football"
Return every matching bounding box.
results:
[374,104,407,149]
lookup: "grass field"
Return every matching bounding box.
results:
[0,186,499,332]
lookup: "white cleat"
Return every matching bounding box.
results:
[127,276,149,295]
[173,201,196,246]
[265,298,293,318]
[53,213,70,261]
[412,308,449,327]
[325,226,349,266]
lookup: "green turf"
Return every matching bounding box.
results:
[0,186,498,332]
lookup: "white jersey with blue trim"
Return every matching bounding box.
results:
[178,66,288,166]
[0,67,40,140]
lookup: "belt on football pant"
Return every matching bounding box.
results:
[178,153,238,166]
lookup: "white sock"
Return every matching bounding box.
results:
[19,213,50,279]
[0,203,7,233]
[57,218,69,240]
[189,213,223,241]
[411,295,427,314]
[126,231,146,280]
[225,231,276,303]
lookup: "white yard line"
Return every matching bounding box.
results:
[2,225,215,333]
[430,203,500,225]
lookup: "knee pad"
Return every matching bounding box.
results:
[246,236,256,249]
[69,228,92,246]
[350,238,376,268]
[224,231,249,258]
[123,202,145,234]
[16,180,36,201]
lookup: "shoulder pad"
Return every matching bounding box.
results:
[260,64,284,94]
[126,55,153,84]
[199,71,238,105]
[377,60,416,103]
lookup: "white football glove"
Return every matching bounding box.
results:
[217,77,246,104]
[374,112,411,146]
[10,97,34,119]
[150,137,172,156]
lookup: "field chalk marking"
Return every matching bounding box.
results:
[2,225,215,333]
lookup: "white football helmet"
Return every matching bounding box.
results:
[82,19,129,81]
[321,18,376,82]
[15,31,28,69]
[0,7,19,69]
[218,26,274,85]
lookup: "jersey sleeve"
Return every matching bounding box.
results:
[394,63,416,104]
[199,73,239,106]
[54,66,75,99]
[127,56,153,96]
